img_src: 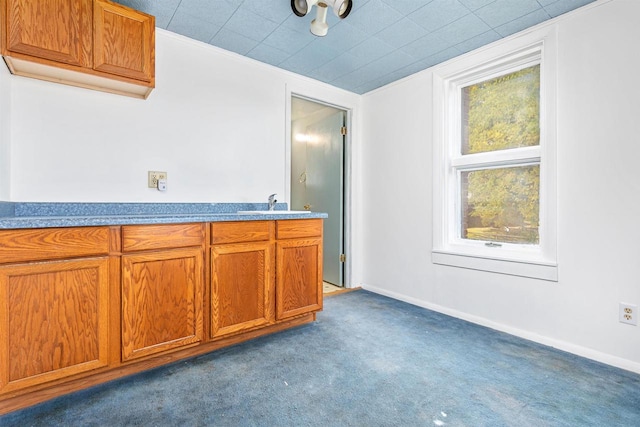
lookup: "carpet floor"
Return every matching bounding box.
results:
[3,290,640,426]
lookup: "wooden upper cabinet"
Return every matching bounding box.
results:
[93,0,154,83]
[4,0,92,67]
[0,0,155,98]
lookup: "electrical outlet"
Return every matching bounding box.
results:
[619,303,637,326]
[148,171,167,188]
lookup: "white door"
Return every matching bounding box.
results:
[291,97,345,286]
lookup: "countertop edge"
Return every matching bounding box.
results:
[0,213,328,230]
[0,202,327,229]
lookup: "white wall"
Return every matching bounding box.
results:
[6,30,360,204]
[361,0,640,373]
[5,0,635,374]
[0,60,10,199]
[2,28,364,288]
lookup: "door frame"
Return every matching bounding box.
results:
[285,90,353,288]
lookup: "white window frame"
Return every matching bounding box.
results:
[432,27,558,281]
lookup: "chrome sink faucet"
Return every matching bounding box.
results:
[268,193,277,211]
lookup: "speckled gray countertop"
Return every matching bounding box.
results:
[0,202,327,229]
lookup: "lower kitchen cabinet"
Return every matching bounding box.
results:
[276,237,323,320]
[210,219,323,335]
[0,257,110,393]
[0,218,323,414]
[210,241,274,338]
[210,221,274,339]
[275,219,323,320]
[121,247,204,361]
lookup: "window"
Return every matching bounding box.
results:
[432,28,557,281]
[460,65,540,245]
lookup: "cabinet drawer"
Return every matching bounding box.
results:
[122,223,205,252]
[211,221,272,244]
[0,227,110,264]
[276,219,323,240]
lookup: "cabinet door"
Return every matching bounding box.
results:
[210,242,274,339]
[93,0,154,82]
[121,247,203,361]
[3,0,92,67]
[276,238,323,320]
[0,258,110,394]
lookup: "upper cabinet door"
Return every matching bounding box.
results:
[4,0,92,67]
[93,0,154,83]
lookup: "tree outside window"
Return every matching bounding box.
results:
[459,65,540,245]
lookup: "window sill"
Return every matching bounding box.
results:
[432,250,558,281]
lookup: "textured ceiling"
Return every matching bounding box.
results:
[113,0,596,94]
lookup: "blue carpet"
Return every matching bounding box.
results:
[2,290,640,426]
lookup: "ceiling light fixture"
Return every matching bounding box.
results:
[291,0,353,37]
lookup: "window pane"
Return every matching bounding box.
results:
[461,65,540,155]
[461,165,539,244]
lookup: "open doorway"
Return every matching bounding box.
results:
[290,96,347,289]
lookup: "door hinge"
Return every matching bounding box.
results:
[340,254,346,263]
[340,126,347,136]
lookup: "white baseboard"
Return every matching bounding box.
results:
[361,283,640,375]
